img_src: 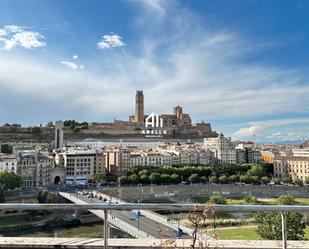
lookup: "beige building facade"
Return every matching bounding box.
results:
[274,156,309,182]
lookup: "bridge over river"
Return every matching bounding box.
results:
[59,191,193,239]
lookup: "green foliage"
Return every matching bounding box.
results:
[255,211,305,240]
[128,174,139,184]
[0,184,5,203]
[93,174,105,183]
[256,194,305,240]
[149,173,161,184]
[63,120,88,129]
[277,195,296,205]
[219,175,229,184]
[228,175,239,183]
[247,164,266,178]
[0,172,22,190]
[244,194,257,204]
[188,173,200,183]
[209,195,227,204]
[123,163,268,186]
[294,178,303,186]
[37,189,58,203]
[0,144,13,154]
[260,176,270,185]
[282,177,292,184]
[305,177,309,185]
[272,178,281,185]
[118,176,129,185]
[239,175,250,184]
[210,176,218,183]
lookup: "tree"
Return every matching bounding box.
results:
[293,178,303,186]
[170,174,179,184]
[273,178,281,185]
[139,174,149,184]
[247,164,266,178]
[250,175,260,185]
[1,144,13,154]
[0,184,5,203]
[239,175,250,184]
[282,177,292,184]
[229,175,239,183]
[37,189,49,203]
[128,174,139,184]
[209,176,218,184]
[255,194,305,240]
[244,194,257,204]
[118,176,129,185]
[260,176,270,185]
[0,172,22,190]
[219,175,229,184]
[277,195,296,205]
[209,195,227,205]
[149,173,161,184]
[188,174,200,183]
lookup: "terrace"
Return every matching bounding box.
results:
[0,203,308,249]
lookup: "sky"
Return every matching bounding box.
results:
[0,0,309,143]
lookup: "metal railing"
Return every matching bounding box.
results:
[0,203,306,249]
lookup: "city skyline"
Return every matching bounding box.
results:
[0,0,309,142]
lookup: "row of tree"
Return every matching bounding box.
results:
[63,120,88,130]
[121,163,271,185]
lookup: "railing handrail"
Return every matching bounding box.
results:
[1,203,309,212]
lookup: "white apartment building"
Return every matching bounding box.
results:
[0,155,17,173]
[293,148,309,157]
[204,134,236,164]
[130,152,178,167]
[17,150,54,188]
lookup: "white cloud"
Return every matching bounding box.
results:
[233,118,309,141]
[97,34,125,49]
[73,55,78,60]
[60,61,79,70]
[4,25,26,33]
[0,2,308,139]
[0,25,46,50]
[12,32,46,49]
[0,29,7,36]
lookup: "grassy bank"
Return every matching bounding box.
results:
[206,226,309,240]
[194,196,309,205]
[0,213,45,226]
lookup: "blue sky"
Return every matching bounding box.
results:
[0,0,309,143]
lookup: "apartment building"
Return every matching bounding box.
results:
[204,134,236,164]
[56,149,97,185]
[0,155,17,173]
[274,156,309,181]
[104,147,130,176]
[16,150,53,188]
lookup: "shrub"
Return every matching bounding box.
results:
[244,194,257,204]
[209,195,227,205]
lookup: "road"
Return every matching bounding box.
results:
[67,192,189,239]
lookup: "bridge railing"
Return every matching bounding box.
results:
[0,203,306,249]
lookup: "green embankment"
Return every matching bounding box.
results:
[0,213,44,226]
[208,226,309,240]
